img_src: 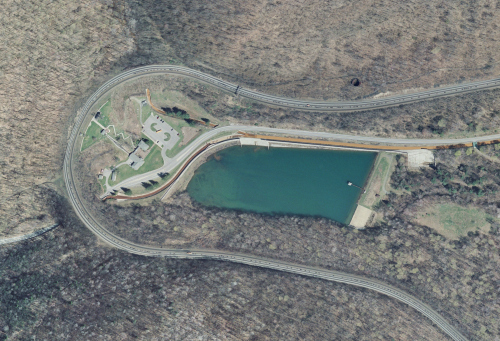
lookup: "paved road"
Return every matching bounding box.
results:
[107,123,500,193]
[61,65,493,341]
[0,224,58,246]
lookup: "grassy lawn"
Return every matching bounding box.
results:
[140,134,154,148]
[108,145,164,186]
[97,101,111,127]
[359,152,392,209]
[439,204,491,237]
[97,177,107,192]
[81,121,106,151]
[165,135,185,158]
[416,203,494,239]
[161,116,211,158]
[128,167,179,196]
[132,96,147,124]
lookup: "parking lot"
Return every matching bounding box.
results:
[142,113,180,150]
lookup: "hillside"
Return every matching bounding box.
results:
[1,0,499,340]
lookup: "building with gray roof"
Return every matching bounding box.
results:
[138,140,149,151]
[127,153,145,170]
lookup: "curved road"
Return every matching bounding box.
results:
[61,65,500,341]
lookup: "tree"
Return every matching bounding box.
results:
[120,187,131,194]
[184,118,196,126]
[141,182,151,188]
[158,172,169,179]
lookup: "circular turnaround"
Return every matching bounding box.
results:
[351,78,361,86]
[61,65,496,341]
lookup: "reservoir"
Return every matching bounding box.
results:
[187,146,377,224]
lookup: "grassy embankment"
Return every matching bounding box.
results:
[108,145,164,187]
[125,163,183,196]
[81,100,113,151]
[358,152,394,210]
[97,101,111,127]
[81,121,105,151]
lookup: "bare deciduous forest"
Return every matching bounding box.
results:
[0,209,449,340]
[76,146,500,341]
[2,0,500,339]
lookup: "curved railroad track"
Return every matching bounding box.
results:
[61,65,500,341]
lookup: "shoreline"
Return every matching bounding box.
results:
[161,139,240,202]
[106,134,402,216]
[103,135,240,201]
[346,153,379,228]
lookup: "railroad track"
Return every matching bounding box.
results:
[61,64,500,341]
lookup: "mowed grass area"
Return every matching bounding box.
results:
[416,203,493,239]
[359,152,393,209]
[108,145,164,186]
[126,164,182,196]
[97,101,111,127]
[140,134,154,148]
[163,116,208,158]
[439,204,491,236]
[81,121,106,151]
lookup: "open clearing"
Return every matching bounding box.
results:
[415,203,492,239]
[180,126,201,147]
[96,101,111,127]
[82,121,105,151]
[150,89,218,123]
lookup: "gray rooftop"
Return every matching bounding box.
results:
[128,153,145,170]
[138,140,149,151]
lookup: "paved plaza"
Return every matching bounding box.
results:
[142,113,180,150]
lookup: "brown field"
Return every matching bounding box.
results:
[179,126,201,147]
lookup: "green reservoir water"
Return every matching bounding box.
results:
[187,146,377,224]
